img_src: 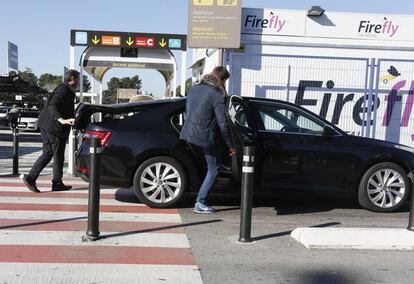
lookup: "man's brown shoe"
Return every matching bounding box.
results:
[22,175,40,193]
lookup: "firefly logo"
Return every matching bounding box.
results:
[244,13,286,32]
[358,20,399,37]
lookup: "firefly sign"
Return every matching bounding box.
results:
[70,30,187,51]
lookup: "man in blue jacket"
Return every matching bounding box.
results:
[180,66,235,213]
[22,69,79,193]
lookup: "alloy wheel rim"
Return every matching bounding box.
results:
[140,162,181,203]
[367,168,406,208]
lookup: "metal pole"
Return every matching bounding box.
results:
[239,146,255,243]
[12,127,19,175]
[180,50,187,97]
[72,129,78,177]
[408,183,414,231]
[84,136,101,241]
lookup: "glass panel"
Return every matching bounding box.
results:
[256,102,324,135]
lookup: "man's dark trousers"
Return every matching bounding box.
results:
[27,130,68,183]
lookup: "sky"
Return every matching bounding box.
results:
[1,0,414,97]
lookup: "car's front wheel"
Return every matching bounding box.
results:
[358,162,410,212]
[133,156,187,208]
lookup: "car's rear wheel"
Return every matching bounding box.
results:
[358,162,410,212]
[133,156,187,208]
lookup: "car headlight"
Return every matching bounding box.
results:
[394,144,414,154]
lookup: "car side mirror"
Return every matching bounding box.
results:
[323,125,337,137]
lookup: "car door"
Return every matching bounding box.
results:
[249,100,358,194]
[227,95,258,182]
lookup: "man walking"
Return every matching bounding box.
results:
[22,69,79,192]
[180,66,235,214]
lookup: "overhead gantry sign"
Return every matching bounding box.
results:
[70,30,187,50]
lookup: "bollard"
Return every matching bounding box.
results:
[72,129,78,177]
[239,146,255,243]
[84,136,101,241]
[408,184,414,231]
[12,127,19,175]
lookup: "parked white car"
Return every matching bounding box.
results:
[18,111,40,131]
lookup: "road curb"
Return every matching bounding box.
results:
[291,227,414,250]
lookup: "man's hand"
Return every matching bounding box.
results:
[57,118,75,125]
[228,147,236,156]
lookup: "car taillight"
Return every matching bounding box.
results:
[82,130,112,146]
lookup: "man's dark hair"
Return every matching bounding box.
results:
[212,66,230,82]
[64,69,80,83]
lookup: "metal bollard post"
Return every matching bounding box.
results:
[12,127,19,175]
[407,184,414,231]
[72,129,78,177]
[84,136,101,241]
[239,146,255,243]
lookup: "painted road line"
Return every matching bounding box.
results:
[0,203,178,214]
[0,196,142,206]
[0,245,194,265]
[0,186,121,194]
[0,191,118,199]
[0,219,185,233]
[0,230,191,248]
[0,210,182,223]
[0,263,203,284]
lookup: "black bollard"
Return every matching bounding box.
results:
[85,136,101,241]
[72,129,78,177]
[408,184,414,231]
[239,146,255,243]
[12,127,19,175]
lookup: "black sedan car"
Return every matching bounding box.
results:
[74,96,414,212]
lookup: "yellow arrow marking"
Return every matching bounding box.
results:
[126,37,134,46]
[159,38,167,47]
[92,35,100,45]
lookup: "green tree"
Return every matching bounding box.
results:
[18,68,38,85]
[104,75,142,104]
[39,73,63,90]
[81,75,91,92]
[176,78,192,97]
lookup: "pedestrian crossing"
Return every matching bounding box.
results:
[0,176,203,283]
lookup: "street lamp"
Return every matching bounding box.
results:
[307,6,325,17]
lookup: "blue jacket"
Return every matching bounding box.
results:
[180,82,234,148]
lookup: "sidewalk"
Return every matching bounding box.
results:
[0,132,203,283]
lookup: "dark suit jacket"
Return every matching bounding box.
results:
[37,83,75,138]
[180,82,234,148]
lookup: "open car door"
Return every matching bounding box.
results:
[227,95,257,182]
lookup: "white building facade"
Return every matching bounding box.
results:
[191,7,414,147]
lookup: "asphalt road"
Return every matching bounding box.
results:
[179,191,414,284]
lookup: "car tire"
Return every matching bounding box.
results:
[358,162,410,212]
[133,156,187,208]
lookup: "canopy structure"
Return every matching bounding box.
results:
[0,75,47,107]
[79,46,177,99]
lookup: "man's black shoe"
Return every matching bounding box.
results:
[22,174,40,193]
[52,183,72,192]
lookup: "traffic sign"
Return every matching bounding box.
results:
[71,30,187,50]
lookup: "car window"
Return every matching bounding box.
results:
[254,102,324,135]
[228,96,252,128]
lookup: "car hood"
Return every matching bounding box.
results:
[348,135,414,153]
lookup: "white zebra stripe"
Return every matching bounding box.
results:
[0,263,203,284]
[0,196,143,206]
[0,210,182,223]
